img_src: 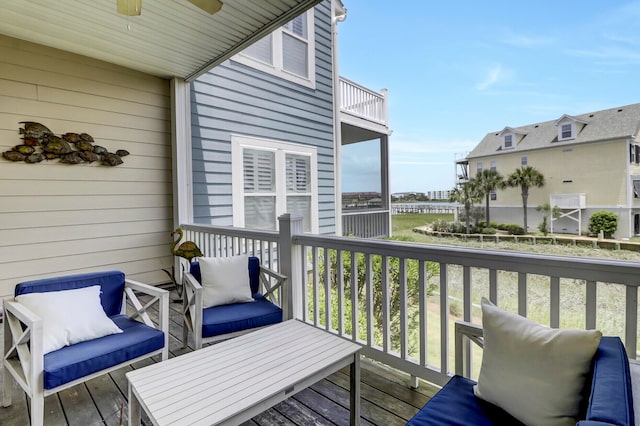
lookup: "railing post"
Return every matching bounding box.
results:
[278,214,304,321]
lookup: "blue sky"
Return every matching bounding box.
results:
[337,1,640,193]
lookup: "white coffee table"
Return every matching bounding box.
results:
[126,319,361,425]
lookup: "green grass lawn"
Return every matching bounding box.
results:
[392,213,453,239]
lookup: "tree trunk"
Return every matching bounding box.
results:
[522,187,529,232]
[485,194,490,226]
[464,202,471,234]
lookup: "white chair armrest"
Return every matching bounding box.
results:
[454,321,484,378]
[3,299,44,398]
[123,280,169,360]
[182,272,204,349]
[258,266,288,300]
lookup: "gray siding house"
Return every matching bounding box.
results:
[190,0,392,236]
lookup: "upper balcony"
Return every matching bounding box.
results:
[339,76,390,141]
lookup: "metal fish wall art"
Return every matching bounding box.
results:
[2,122,129,166]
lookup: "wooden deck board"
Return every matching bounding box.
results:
[0,289,437,425]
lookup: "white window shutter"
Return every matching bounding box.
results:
[243,149,275,193]
[282,33,308,78]
[286,154,310,193]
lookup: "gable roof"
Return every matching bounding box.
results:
[0,0,321,81]
[469,103,640,159]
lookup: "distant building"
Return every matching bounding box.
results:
[426,190,452,200]
[460,103,640,238]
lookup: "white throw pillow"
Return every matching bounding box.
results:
[15,285,123,355]
[473,298,602,426]
[199,255,254,308]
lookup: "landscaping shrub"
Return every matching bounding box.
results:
[481,227,496,234]
[505,224,525,235]
[431,218,452,232]
[588,211,618,238]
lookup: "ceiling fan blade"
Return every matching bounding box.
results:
[117,0,142,16]
[188,0,223,14]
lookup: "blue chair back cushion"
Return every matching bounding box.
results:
[43,315,165,389]
[583,336,634,426]
[14,270,125,317]
[189,256,260,294]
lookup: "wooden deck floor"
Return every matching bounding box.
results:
[0,290,439,425]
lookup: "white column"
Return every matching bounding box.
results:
[171,78,194,280]
[171,78,194,227]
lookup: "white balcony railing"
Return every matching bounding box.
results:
[183,216,640,387]
[339,77,388,125]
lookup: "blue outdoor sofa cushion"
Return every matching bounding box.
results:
[14,270,165,390]
[190,257,283,338]
[43,315,165,389]
[407,337,634,426]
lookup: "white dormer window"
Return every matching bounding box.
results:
[560,123,573,140]
[554,114,585,142]
[504,134,513,149]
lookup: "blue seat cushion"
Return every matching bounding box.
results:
[15,271,125,316]
[201,294,282,338]
[406,375,524,426]
[43,315,164,390]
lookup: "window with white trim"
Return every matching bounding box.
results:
[521,156,528,166]
[503,134,513,149]
[558,122,574,141]
[490,190,497,201]
[477,162,483,174]
[490,160,496,171]
[234,10,315,88]
[232,136,318,233]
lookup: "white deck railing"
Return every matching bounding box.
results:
[182,217,640,386]
[339,77,388,125]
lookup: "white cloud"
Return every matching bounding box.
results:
[476,65,504,91]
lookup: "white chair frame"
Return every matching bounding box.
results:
[182,265,288,349]
[454,320,484,378]
[2,279,169,426]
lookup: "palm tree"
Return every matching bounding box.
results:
[506,166,545,232]
[475,169,505,226]
[449,180,481,233]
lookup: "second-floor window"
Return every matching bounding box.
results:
[235,11,315,88]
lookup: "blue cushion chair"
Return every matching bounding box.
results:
[2,271,169,426]
[182,256,287,349]
[407,322,634,426]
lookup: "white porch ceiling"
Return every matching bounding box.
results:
[0,0,321,81]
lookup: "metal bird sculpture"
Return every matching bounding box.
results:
[170,228,203,262]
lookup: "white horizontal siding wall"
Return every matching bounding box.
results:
[0,35,172,296]
[191,1,335,234]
